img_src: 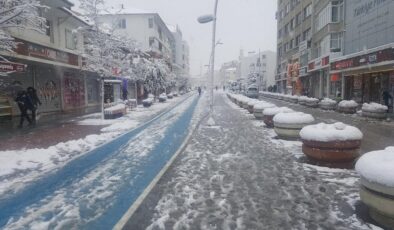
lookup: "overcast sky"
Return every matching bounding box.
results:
[73,0,277,77]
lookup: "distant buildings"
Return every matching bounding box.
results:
[97,10,190,77]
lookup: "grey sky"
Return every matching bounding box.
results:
[75,0,278,76]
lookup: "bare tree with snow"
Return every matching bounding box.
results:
[0,0,47,60]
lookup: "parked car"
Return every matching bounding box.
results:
[246,86,258,98]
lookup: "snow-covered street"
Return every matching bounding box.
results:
[0,94,200,229]
[125,92,381,230]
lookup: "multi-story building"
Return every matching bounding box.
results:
[167,25,190,78]
[182,41,190,77]
[307,0,344,99]
[0,0,98,118]
[331,0,394,105]
[239,50,276,91]
[276,0,345,98]
[276,0,313,94]
[97,10,175,63]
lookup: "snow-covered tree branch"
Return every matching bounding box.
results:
[0,0,47,55]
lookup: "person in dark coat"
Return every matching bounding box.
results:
[27,87,41,123]
[198,87,202,96]
[382,90,393,108]
[15,90,33,128]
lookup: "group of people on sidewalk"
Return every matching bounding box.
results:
[14,87,41,128]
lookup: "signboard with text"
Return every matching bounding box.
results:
[0,61,26,73]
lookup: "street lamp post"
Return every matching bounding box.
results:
[198,0,219,121]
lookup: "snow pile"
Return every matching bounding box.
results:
[304,97,319,103]
[362,102,388,112]
[319,98,337,105]
[104,104,125,112]
[263,107,294,116]
[143,98,154,104]
[356,147,394,187]
[273,112,315,124]
[338,100,358,108]
[247,99,259,107]
[254,102,276,110]
[159,93,167,100]
[101,120,139,132]
[298,96,309,101]
[300,122,363,142]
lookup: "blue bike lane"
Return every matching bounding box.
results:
[0,95,200,229]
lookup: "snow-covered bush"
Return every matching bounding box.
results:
[0,0,47,62]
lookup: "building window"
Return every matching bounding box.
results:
[295,12,302,26]
[295,34,301,47]
[117,19,126,29]
[65,28,77,50]
[148,18,154,28]
[149,37,154,47]
[289,39,294,49]
[303,28,311,41]
[332,0,344,22]
[330,32,342,52]
[303,4,312,19]
[290,18,295,31]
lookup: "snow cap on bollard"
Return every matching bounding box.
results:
[273,112,314,124]
[300,122,363,142]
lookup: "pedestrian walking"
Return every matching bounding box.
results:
[198,87,202,96]
[27,87,41,124]
[15,90,33,128]
[382,90,393,111]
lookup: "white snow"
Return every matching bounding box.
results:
[362,102,388,112]
[355,146,394,187]
[338,100,358,108]
[263,107,294,116]
[104,103,125,112]
[253,102,276,111]
[0,94,186,197]
[273,112,315,124]
[247,99,259,107]
[319,98,337,105]
[143,98,154,104]
[300,122,363,142]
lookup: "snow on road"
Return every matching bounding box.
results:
[0,96,185,198]
[1,94,199,229]
[138,92,381,230]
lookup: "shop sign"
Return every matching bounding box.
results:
[308,56,329,72]
[0,61,26,73]
[330,74,340,82]
[331,47,394,71]
[15,39,79,66]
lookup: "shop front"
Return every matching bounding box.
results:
[308,56,330,98]
[331,46,394,107]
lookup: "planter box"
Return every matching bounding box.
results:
[274,122,306,139]
[305,100,319,108]
[254,110,264,120]
[360,186,394,229]
[338,106,357,114]
[319,103,337,110]
[362,110,387,119]
[302,140,361,162]
[248,105,254,114]
[263,114,275,128]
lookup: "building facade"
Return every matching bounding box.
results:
[276,0,313,94]
[275,0,345,98]
[0,0,99,118]
[97,11,175,63]
[331,0,394,105]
